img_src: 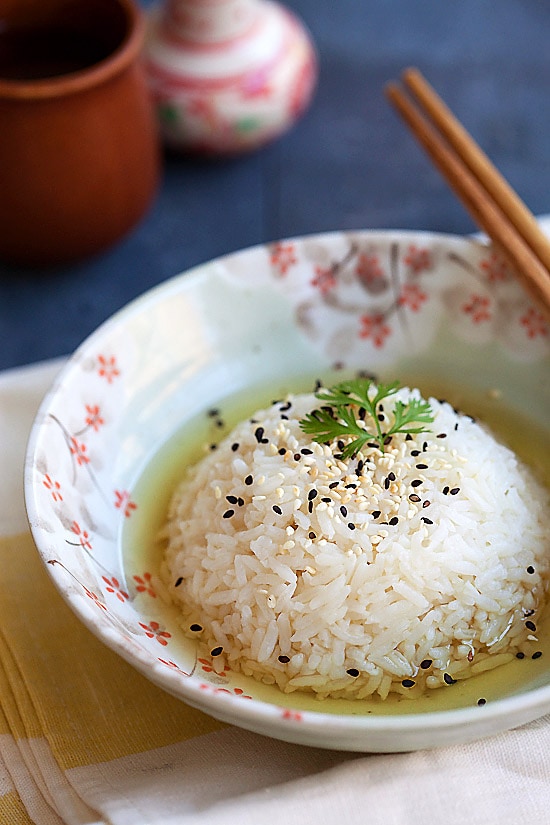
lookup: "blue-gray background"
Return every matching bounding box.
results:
[2,0,550,369]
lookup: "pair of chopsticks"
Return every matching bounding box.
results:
[386,68,550,317]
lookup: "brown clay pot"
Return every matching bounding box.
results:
[0,0,161,267]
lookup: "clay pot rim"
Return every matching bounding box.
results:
[0,0,145,100]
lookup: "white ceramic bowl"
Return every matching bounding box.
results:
[25,230,550,752]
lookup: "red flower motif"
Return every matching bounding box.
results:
[70,437,89,465]
[398,282,428,312]
[102,576,129,603]
[198,657,230,677]
[85,404,104,432]
[520,307,549,339]
[114,490,137,518]
[270,242,297,276]
[403,245,432,274]
[133,572,156,598]
[355,254,384,287]
[462,294,491,323]
[311,264,336,294]
[97,354,120,384]
[232,687,253,699]
[139,620,171,646]
[84,586,107,611]
[281,709,303,721]
[480,252,510,283]
[42,473,62,502]
[358,313,391,347]
[71,521,92,551]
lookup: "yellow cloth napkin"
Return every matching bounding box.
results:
[2,356,550,825]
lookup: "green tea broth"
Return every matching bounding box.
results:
[122,374,550,715]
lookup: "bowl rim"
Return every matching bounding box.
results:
[24,227,550,749]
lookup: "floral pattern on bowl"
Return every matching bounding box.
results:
[25,230,550,753]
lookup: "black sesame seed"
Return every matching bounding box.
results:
[223,509,235,519]
[308,531,316,539]
[210,646,223,657]
[372,510,381,519]
[422,441,428,451]
[329,481,339,489]
[278,655,290,663]
[442,486,450,495]
[377,413,385,421]
[226,495,238,504]
[231,442,239,452]
[516,651,525,659]
[346,668,360,677]
[348,523,356,530]
[437,433,447,439]
[337,440,345,451]
[278,448,286,455]
[384,436,392,445]
[454,422,459,431]
[308,502,313,514]
[527,566,535,574]
[272,505,283,515]
[525,620,537,632]
[532,651,543,660]
[477,698,486,706]
[409,494,421,503]
[294,453,301,461]
[357,460,365,475]
[301,448,313,455]
[402,679,415,688]
[237,497,245,506]
[175,577,183,587]
[358,407,367,420]
[245,475,253,485]
[450,487,460,495]
[279,401,292,411]
[443,673,457,685]
[254,427,265,442]
[209,444,217,451]
[416,463,428,470]
[388,472,396,481]
[340,505,348,517]
[389,516,399,526]
[190,623,203,632]
[345,483,357,489]
[308,489,318,501]
[422,500,431,508]
[367,442,379,449]
[411,449,421,456]
[384,477,391,490]
[405,434,413,442]
[421,517,433,525]
[321,496,331,503]
[411,479,423,488]
[280,415,289,420]
[420,659,432,669]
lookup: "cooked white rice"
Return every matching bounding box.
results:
[160,387,550,699]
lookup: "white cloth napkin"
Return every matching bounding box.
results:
[2,219,550,824]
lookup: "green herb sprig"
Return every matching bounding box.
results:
[299,378,433,458]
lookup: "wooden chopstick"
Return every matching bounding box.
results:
[385,68,550,316]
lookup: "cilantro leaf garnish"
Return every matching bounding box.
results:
[299,378,433,458]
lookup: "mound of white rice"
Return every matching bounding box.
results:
[161,386,550,700]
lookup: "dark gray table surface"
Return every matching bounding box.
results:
[2,0,550,371]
